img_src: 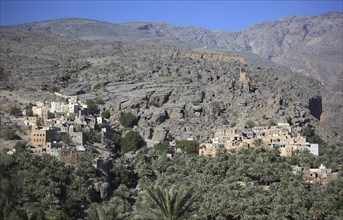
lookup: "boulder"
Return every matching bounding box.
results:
[100,182,109,200]
[169,109,184,120]
[150,110,167,125]
[149,89,173,107]
[152,127,169,141]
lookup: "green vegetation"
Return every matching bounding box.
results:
[61,133,72,144]
[9,106,21,116]
[87,203,124,220]
[176,140,199,154]
[47,111,55,119]
[211,101,221,114]
[112,132,122,148]
[0,126,20,140]
[245,119,256,128]
[14,141,27,152]
[120,131,144,154]
[154,141,170,153]
[252,138,263,147]
[1,134,342,219]
[300,126,313,137]
[301,126,325,145]
[94,133,102,143]
[50,85,59,93]
[268,119,277,126]
[0,152,89,219]
[25,103,34,117]
[101,110,111,119]
[87,99,100,115]
[1,142,343,219]
[94,97,105,105]
[136,186,196,219]
[119,112,138,128]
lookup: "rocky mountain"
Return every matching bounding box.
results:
[0,12,341,141]
[12,13,342,88]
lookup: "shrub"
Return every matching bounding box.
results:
[61,133,72,144]
[309,135,324,144]
[87,99,100,115]
[84,131,92,143]
[0,126,20,140]
[191,99,200,105]
[253,138,263,147]
[300,126,324,144]
[246,120,256,128]
[101,110,111,119]
[211,101,221,114]
[300,126,313,138]
[14,141,27,152]
[112,132,122,147]
[120,131,144,154]
[94,133,102,143]
[25,103,34,117]
[155,141,170,153]
[268,120,277,126]
[48,111,55,119]
[94,97,105,105]
[230,121,237,128]
[9,106,21,116]
[50,85,59,93]
[119,112,138,128]
[176,140,199,154]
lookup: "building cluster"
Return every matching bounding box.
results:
[15,94,110,164]
[199,123,319,157]
[291,164,338,184]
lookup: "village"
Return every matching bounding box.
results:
[2,92,111,165]
[198,122,339,184]
[199,122,319,157]
[1,91,337,184]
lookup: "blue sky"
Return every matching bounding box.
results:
[1,1,342,31]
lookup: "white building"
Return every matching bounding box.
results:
[61,103,79,114]
[51,101,62,113]
[280,143,319,156]
[294,143,319,156]
[97,116,104,125]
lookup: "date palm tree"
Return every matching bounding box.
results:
[87,203,124,220]
[135,185,197,220]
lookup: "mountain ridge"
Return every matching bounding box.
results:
[0,12,342,141]
[4,13,341,83]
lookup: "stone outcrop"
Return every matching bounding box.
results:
[93,181,110,200]
[149,89,172,107]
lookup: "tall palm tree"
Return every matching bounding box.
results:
[135,185,197,220]
[87,203,124,220]
[67,175,88,203]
